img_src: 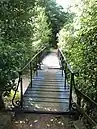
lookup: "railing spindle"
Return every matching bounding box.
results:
[38,52,41,69]
[36,56,38,76]
[30,62,32,87]
[20,72,23,108]
[61,56,64,77]
[77,94,81,107]
[64,63,67,89]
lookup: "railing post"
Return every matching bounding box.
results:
[57,48,60,58]
[77,95,81,107]
[36,56,38,76]
[64,63,67,89]
[30,62,32,87]
[69,73,74,110]
[61,56,64,77]
[38,52,41,69]
[20,72,23,109]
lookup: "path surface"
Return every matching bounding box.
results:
[12,114,75,129]
[12,50,75,129]
[23,50,70,112]
[41,51,60,69]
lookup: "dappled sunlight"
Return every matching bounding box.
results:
[34,104,40,109]
[24,99,69,112]
[12,114,74,129]
[15,121,25,124]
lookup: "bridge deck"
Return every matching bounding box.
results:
[23,51,70,112]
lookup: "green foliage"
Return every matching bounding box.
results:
[0,0,34,93]
[37,0,74,47]
[0,0,51,100]
[32,5,51,50]
[58,0,97,100]
[0,0,74,108]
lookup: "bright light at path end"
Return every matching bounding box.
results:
[56,0,73,9]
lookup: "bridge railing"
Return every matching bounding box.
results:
[58,48,97,128]
[74,87,97,127]
[12,47,46,109]
[57,48,74,110]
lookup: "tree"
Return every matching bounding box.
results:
[0,0,51,109]
[0,0,74,109]
[37,0,74,47]
[58,0,97,100]
[32,5,51,50]
[0,0,35,109]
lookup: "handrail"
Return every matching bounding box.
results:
[20,47,46,72]
[75,104,97,126]
[12,47,46,108]
[58,48,74,110]
[19,46,47,108]
[74,87,97,107]
[58,48,74,74]
[74,85,97,127]
[58,47,97,127]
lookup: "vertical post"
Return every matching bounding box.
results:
[38,52,41,69]
[61,56,64,77]
[69,73,74,110]
[57,48,59,58]
[36,56,38,76]
[77,95,81,107]
[64,63,67,89]
[30,62,32,87]
[20,72,23,109]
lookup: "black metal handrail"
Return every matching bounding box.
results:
[20,47,46,72]
[12,47,46,108]
[74,87,97,107]
[19,47,46,108]
[58,48,73,73]
[74,86,97,127]
[58,48,97,128]
[58,48,74,110]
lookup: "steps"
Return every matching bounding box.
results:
[23,69,70,112]
[22,51,70,113]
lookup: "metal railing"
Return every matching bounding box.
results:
[12,47,46,108]
[57,48,74,110]
[12,47,97,127]
[12,76,21,107]
[58,48,97,128]
[74,87,97,128]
